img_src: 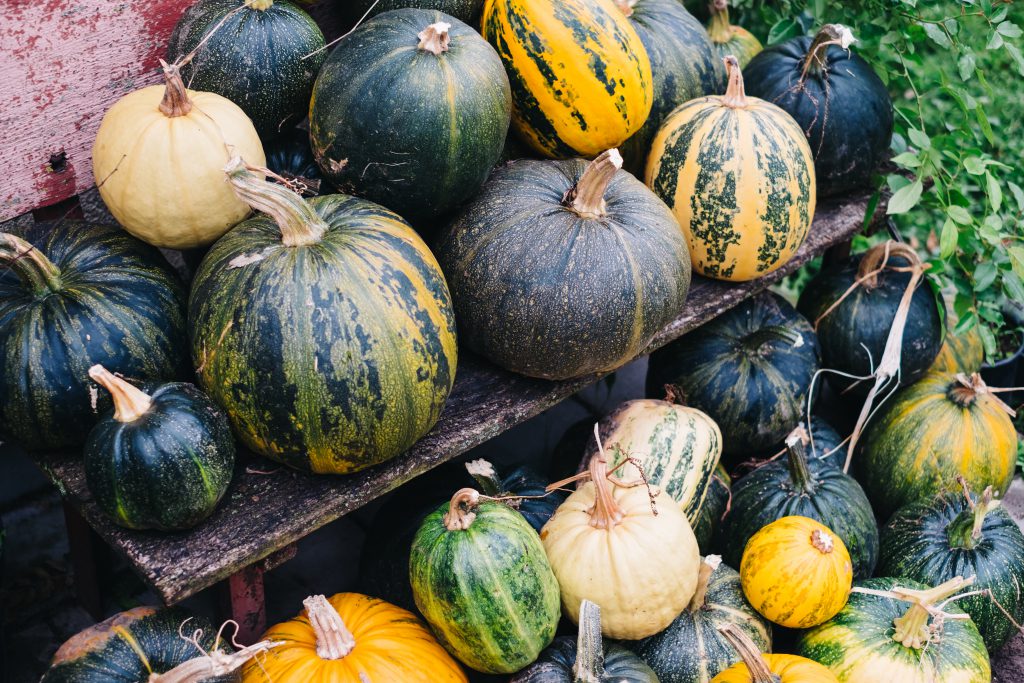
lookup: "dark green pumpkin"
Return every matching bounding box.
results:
[512,599,658,683]
[466,459,567,533]
[694,465,730,553]
[84,366,235,532]
[437,150,692,380]
[632,556,772,683]
[167,0,326,138]
[0,223,188,449]
[797,243,943,399]
[646,292,819,458]
[265,127,322,195]
[310,10,511,226]
[744,25,893,197]
[879,486,1024,652]
[616,0,722,174]
[770,416,845,470]
[189,161,457,474]
[718,430,878,579]
[410,488,561,673]
[341,0,483,28]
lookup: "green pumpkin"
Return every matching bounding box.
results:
[646,292,819,458]
[168,0,326,138]
[932,315,985,375]
[615,0,723,174]
[512,599,658,683]
[632,556,772,683]
[189,160,457,474]
[410,488,562,674]
[0,223,188,449]
[694,465,730,553]
[84,365,235,531]
[719,429,878,579]
[705,0,762,68]
[802,417,847,470]
[437,150,691,380]
[797,577,991,683]
[341,0,483,27]
[879,485,1024,652]
[264,127,322,193]
[310,10,511,226]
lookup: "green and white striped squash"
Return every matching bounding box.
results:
[189,160,457,474]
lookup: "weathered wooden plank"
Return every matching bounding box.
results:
[32,192,876,605]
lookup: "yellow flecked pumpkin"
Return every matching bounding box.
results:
[92,62,265,249]
[740,516,853,629]
[242,593,467,683]
[712,623,838,683]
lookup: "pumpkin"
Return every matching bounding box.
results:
[437,149,691,380]
[541,443,701,640]
[857,371,1017,520]
[465,459,567,532]
[720,428,878,580]
[92,62,265,249]
[84,365,235,531]
[694,465,731,553]
[646,57,815,282]
[581,398,722,525]
[410,488,561,673]
[743,25,893,197]
[310,11,511,226]
[613,0,723,173]
[797,577,991,683]
[932,316,985,375]
[241,593,466,682]
[0,223,188,449]
[342,0,483,27]
[712,623,837,683]
[167,0,326,139]
[740,516,853,629]
[879,484,1024,651]
[633,556,772,683]
[265,127,322,196]
[42,607,274,682]
[189,159,457,474]
[800,416,846,469]
[796,242,943,399]
[646,292,819,458]
[481,0,653,157]
[511,600,658,683]
[705,0,762,68]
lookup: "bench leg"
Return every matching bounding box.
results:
[224,565,266,645]
[823,238,853,268]
[62,502,104,620]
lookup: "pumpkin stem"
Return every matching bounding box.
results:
[785,427,816,494]
[854,240,921,289]
[573,600,606,683]
[158,60,193,117]
[721,56,749,109]
[249,0,274,9]
[947,481,1000,550]
[0,232,61,296]
[88,365,153,423]
[707,0,733,44]
[147,640,279,683]
[890,576,974,649]
[612,0,637,17]
[588,426,626,529]
[688,555,723,612]
[564,149,622,219]
[224,156,328,247]
[810,528,835,554]
[303,594,357,660]
[718,623,781,683]
[948,372,1016,416]
[444,488,481,531]
[800,24,856,81]
[417,22,452,55]
[465,459,504,497]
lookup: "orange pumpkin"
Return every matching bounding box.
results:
[712,623,838,683]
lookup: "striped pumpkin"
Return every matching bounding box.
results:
[858,371,1017,520]
[481,0,653,157]
[646,57,815,281]
[706,0,762,68]
[189,160,457,474]
[582,399,722,525]
[932,317,985,374]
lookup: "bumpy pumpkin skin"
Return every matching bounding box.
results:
[797,577,991,683]
[711,654,837,683]
[0,223,188,449]
[857,372,1017,520]
[646,292,819,457]
[481,0,653,157]
[189,194,457,474]
[436,156,691,380]
[310,10,511,226]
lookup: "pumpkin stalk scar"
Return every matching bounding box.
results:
[304,594,356,660]
[720,56,748,109]
[444,487,481,530]
[811,528,834,554]
[564,149,622,219]
[88,364,152,422]
[418,22,452,55]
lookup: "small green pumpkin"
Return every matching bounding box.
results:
[706,0,761,68]
[264,127,322,195]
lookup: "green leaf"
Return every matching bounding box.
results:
[940,218,959,259]
[981,0,993,12]
[988,31,1004,50]
[768,18,800,45]
[944,18,960,37]
[923,23,952,48]
[997,21,1022,38]
[1006,43,1024,76]
[947,205,973,225]
[958,52,976,80]
[1009,246,1024,279]
[986,172,1002,212]
[975,105,995,146]
[887,179,923,215]
[892,151,922,168]
[1009,182,1024,212]
[908,128,931,150]
[992,6,1009,22]
[975,262,998,292]
[964,157,987,175]
[1004,272,1024,304]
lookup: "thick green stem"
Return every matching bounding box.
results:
[718,623,780,683]
[801,24,854,80]
[565,150,622,219]
[573,600,606,683]
[707,0,732,44]
[721,56,748,109]
[785,428,816,493]
[0,232,61,296]
[891,577,974,649]
[224,156,328,247]
[465,459,504,497]
[88,365,152,423]
[947,485,999,550]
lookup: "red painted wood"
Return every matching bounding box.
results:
[224,565,266,646]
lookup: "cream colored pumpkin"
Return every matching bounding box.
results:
[541,440,701,640]
[92,62,265,249]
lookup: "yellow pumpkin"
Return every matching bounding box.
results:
[541,436,701,640]
[712,623,838,683]
[481,0,653,158]
[740,516,853,629]
[92,62,265,249]
[931,320,985,374]
[242,593,467,682]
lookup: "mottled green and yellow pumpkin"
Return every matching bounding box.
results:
[711,623,836,683]
[481,0,653,157]
[932,314,985,374]
[858,371,1017,520]
[706,0,762,68]
[646,57,815,282]
[189,159,457,474]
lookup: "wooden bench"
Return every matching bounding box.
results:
[2,0,880,644]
